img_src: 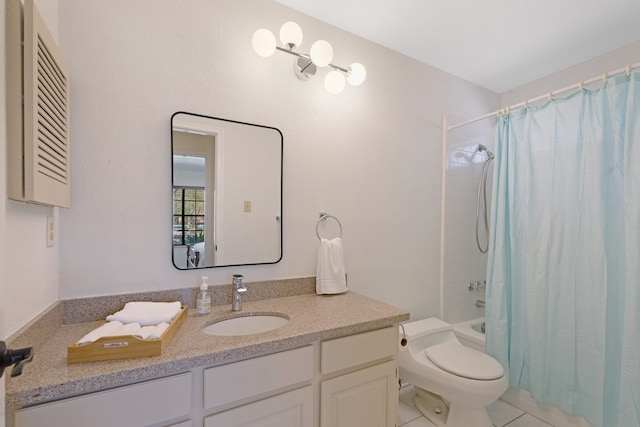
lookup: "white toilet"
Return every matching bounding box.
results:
[398,317,508,427]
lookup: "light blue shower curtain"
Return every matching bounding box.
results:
[485,71,640,427]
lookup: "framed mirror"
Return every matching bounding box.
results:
[171,112,283,269]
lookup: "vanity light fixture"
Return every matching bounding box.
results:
[252,21,366,94]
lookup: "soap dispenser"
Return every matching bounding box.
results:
[197,276,211,314]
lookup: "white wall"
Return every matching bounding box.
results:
[501,41,640,106]
[55,0,498,321]
[2,0,60,337]
[7,1,638,332]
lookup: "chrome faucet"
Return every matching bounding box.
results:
[232,274,247,312]
[476,299,486,308]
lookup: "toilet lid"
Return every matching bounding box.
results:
[425,342,504,380]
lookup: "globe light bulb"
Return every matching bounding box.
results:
[279,21,303,49]
[347,62,366,86]
[252,29,276,57]
[325,70,345,94]
[310,40,333,67]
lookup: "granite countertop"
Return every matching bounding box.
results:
[6,291,409,410]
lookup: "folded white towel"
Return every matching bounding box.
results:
[76,322,142,345]
[77,321,124,345]
[106,301,182,326]
[316,237,347,295]
[132,322,170,340]
[133,326,157,340]
[150,322,170,339]
[119,322,142,335]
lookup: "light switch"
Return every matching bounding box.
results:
[46,216,55,247]
[243,201,252,212]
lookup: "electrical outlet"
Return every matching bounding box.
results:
[46,216,55,247]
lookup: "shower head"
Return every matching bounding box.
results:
[477,144,494,160]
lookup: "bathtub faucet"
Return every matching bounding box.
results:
[475,299,485,308]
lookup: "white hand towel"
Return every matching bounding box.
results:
[316,237,347,295]
[77,321,124,345]
[106,301,182,326]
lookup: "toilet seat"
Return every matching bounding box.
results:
[425,342,504,380]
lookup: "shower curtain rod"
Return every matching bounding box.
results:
[448,62,640,131]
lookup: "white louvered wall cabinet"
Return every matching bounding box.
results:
[6,0,71,208]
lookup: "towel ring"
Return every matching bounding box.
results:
[316,213,343,240]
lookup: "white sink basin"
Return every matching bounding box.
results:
[202,313,289,336]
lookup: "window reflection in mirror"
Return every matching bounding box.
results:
[171,112,283,269]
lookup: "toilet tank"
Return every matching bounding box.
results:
[400,317,459,351]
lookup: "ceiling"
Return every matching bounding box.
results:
[273,0,640,93]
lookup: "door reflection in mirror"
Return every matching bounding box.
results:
[171,112,283,269]
[172,130,214,267]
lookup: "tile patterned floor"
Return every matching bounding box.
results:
[399,384,553,427]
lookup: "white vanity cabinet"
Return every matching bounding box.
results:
[320,327,399,427]
[13,373,192,427]
[10,327,399,427]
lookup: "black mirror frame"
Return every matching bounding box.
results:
[170,111,283,269]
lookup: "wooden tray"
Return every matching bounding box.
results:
[67,305,188,364]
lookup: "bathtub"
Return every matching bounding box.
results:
[453,317,485,352]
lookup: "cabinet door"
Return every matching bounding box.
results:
[321,361,397,427]
[204,386,313,427]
